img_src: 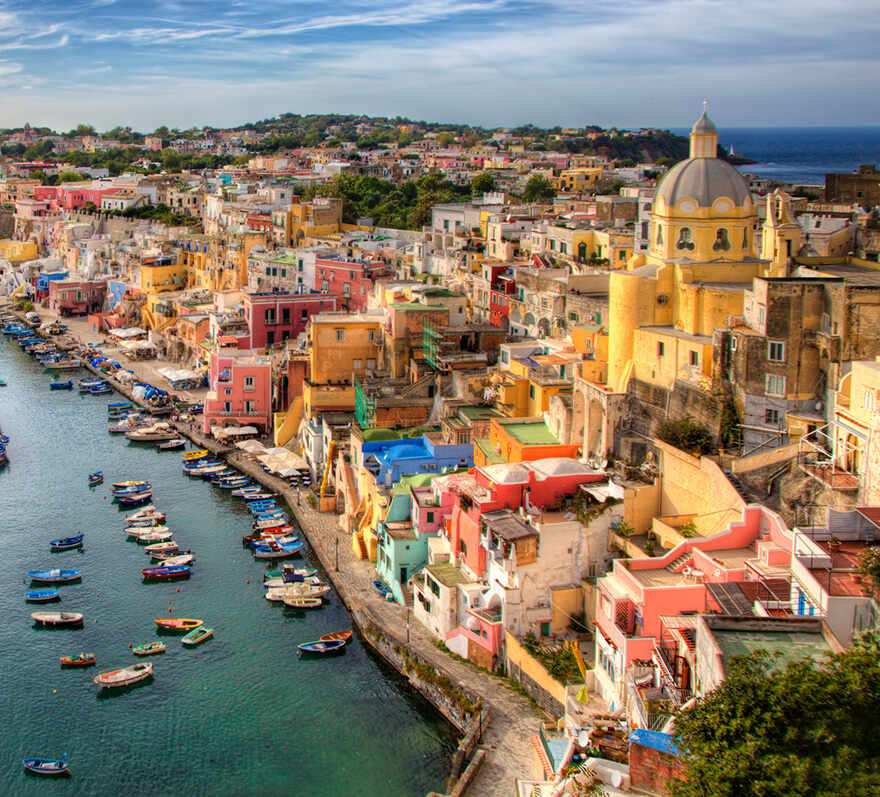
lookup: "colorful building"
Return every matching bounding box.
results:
[203,349,273,436]
[243,291,338,350]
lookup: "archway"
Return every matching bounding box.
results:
[587,398,605,461]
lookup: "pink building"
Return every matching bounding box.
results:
[243,291,338,349]
[202,350,273,436]
[48,278,107,316]
[314,257,392,312]
[33,183,120,211]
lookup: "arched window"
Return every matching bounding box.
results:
[713,228,731,251]
[676,227,695,251]
[656,226,663,246]
[578,242,587,262]
[742,228,749,249]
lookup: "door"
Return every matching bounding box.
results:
[399,567,407,583]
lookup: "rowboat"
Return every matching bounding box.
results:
[31,611,84,627]
[44,358,81,370]
[143,541,179,555]
[373,580,392,599]
[116,491,153,507]
[125,422,178,442]
[181,626,214,646]
[134,529,174,544]
[28,568,81,583]
[112,480,150,491]
[126,516,163,528]
[50,534,84,551]
[151,548,192,561]
[283,596,322,609]
[157,439,186,450]
[249,534,298,549]
[88,471,104,485]
[60,652,96,667]
[126,524,168,538]
[253,540,304,560]
[93,662,153,689]
[297,639,346,655]
[154,554,194,567]
[182,448,209,460]
[25,589,60,602]
[22,757,70,777]
[132,641,166,656]
[89,383,112,395]
[126,505,165,523]
[262,574,318,589]
[263,567,316,581]
[320,630,353,644]
[49,380,73,390]
[141,565,191,581]
[154,617,202,632]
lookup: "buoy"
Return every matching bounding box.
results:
[168,607,172,612]
[194,654,198,659]
[53,689,57,694]
[129,643,133,648]
[246,579,250,584]
[176,587,180,592]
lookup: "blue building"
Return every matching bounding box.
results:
[361,434,473,488]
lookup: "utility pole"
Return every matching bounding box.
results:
[335,536,339,571]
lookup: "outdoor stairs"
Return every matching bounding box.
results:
[399,372,435,397]
[723,468,752,503]
[666,551,692,573]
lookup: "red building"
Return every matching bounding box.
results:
[314,256,392,312]
[33,183,120,211]
[243,290,338,349]
[246,212,273,233]
[48,278,107,316]
[202,350,273,436]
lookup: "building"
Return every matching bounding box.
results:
[315,256,392,312]
[203,349,273,436]
[825,164,880,205]
[243,291,338,350]
[48,277,107,316]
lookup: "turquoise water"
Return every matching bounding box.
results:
[0,337,456,795]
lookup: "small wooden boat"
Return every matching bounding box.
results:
[263,567,316,581]
[262,574,320,589]
[141,565,191,581]
[319,630,353,644]
[182,448,209,460]
[143,541,179,555]
[283,596,322,609]
[151,548,192,561]
[126,505,165,523]
[253,541,304,560]
[22,757,70,777]
[50,534,84,551]
[89,383,112,395]
[116,491,153,507]
[28,568,81,583]
[49,380,73,390]
[25,589,60,602]
[181,626,213,646]
[88,471,104,485]
[154,553,194,567]
[112,480,150,491]
[132,641,166,656]
[157,439,186,450]
[154,617,202,632]
[297,638,346,655]
[134,529,174,544]
[93,662,153,689]
[31,611,84,627]
[373,580,392,599]
[60,652,96,667]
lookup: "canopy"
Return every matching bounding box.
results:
[212,425,258,440]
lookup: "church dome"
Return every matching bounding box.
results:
[691,109,717,134]
[656,157,751,209]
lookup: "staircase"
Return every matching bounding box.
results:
[665,551,692,573]
[399,372,435,397]
[723,469,752,503]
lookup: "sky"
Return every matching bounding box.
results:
[0,0,877,132]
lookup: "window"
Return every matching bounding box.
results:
[321,279,329,292]
[765,408,780,425]
[758,306,766,326]
[657,341,665,357]
[690,350,699,367]
[459,540,468,557]
[429,578,440,597]
[713,228,731,251]
[730,336,738,351]
[353,359,362,370]
[223,401,231,412]
[443,220,449,231]
[426,511,434,523]
[245,400,254,413]
[244,376,254,390]
[529,385,536,399]
[224,388,232,396]
[360,284,367,295]
[282,308,290,324]
[865,389,874,413]
[768,341,785,361]
[656,226,663,246]
[368,329,377,343]
[568,311,579,322]
[560,242,567,254]
[335,328,345,342]
[298,259,303,271]
[343,283,351,297]
[280,269,286,278]
[676,227,695,251]
[766,374,786,396]
[301,309,308,320]
[366,358,376,369]
[549,239,556,251]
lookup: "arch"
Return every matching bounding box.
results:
[523,312,536,327]
[537,317,551,337]
[676,227,695,251]
[577,242,588,262]
[713,228,731,251]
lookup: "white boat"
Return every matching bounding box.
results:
[93,662,153,689]
[143,541,179,555]
[263,575,323,589]
[125,422,178,442]
[266,583,330,602]
[126,524,170,539]
[31,611,84,626]
[109,417,149,434]
[43,358,81,370]
[136,529,174,544]
[125,517,163,528]
[126,506,165,523]
[155,554,194,568]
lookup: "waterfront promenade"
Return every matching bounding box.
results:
[12,305,547,796]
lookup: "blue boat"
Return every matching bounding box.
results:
[141,565,192,581]
[50,380,73,390]
[89,471,104,486]
[25,589,61,602]
[89,383,112,395]
[116,491,153,507]
[50,534,84,551]
[28,568,82,583]
[297,638,347,656]
[22,756,70,777]
[373,580,393,600]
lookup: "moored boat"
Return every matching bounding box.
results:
[373,580,392,600]
[126,505,165,523]
[141,565,191,581]
[154,617,202,632]
[22,757,70,777]
[319,630,353,644]
[132,641,166,656]
[125,422,178,442]
[253,540,304,560]
[28,568,81,583]
[50,534,84,551]
[93,662,153,689]
[283,596,322,609]
[297,638,346,655]
[111,479,150,492]
[60,652,96,667]
[31,611,84,627]
[134,529,174,544]
[88,471,104,485]
[263,567,316,581]
[116,490,153,507]
[24,589,60,602]
[154,554,194,567]
[151,548,192,561]
[182,448,209,460]
[157,438,186,450]
[143,541,179,555]
[49,380,73,390]
[181,626,214,646]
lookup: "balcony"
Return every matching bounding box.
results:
[469,606,502,625]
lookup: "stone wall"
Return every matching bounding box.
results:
[629,740,686,796]
[0,208,14,238]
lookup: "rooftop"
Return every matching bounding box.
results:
[425,562,471,588]
[499,420,561,446]
[713,628,831,667]
[483,510,536,541]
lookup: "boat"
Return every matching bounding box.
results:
[50,534,84,551]
[25,589,60,602]
[134,529,174,544]
[154,554,194,567]
[0,379,6,386]
[44,357,81,370]
[125,422,178,442]
[154,617,202,632]
[182,448,209,460]
[373,580,393,599]
[28,568,81,583]
[132,641,166,656]
[181,626,214,646]
[108,401,135,414]
[22,757,70,777]
[157,439,186,451]
[263,567,316,581]
[283,596,322,609]
[143,541,179,555]
[125,516,163,528]
[112,480,150,491]
[49,380,73,390]
[319,630,353,644]
[93,662,153,689]
[88,471,104,485]
[126,523,170,538]
[31,611,84,627]
[232,489,273,500]
[116,491,153,507]
[126,505,165,523]
[79,377,105,390]
[297,638,347,655]
[60,652,96,667]
[151,548,192,561]
[141,565,191,581]
[248,534,298,549]
[253,540,304,560]
[89,383,112,395]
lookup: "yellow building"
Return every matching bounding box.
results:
[556,167,603,193]
[605,108,768,394]
[0,239,37,263]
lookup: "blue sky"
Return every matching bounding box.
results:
[0,0,877,131]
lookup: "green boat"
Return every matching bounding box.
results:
[181,626,214,647]
[132,641,166,657]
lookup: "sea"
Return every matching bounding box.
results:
[0,338,457,796]
[671,126,880,186]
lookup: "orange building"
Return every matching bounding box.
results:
[474,417,579,466]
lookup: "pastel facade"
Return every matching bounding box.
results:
[203,350,273,435]
[243,291,337,350]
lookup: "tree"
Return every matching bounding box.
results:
[161,148,182,172]
[437,131,455,147]
[657,417,713,455]
[470,172,496,196]
[672,649,880,797]
[67,124,95,137]
[522,174,555,202]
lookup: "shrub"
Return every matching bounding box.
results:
[679,521,697,538]
[657,417,714,455]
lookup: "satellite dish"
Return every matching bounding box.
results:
[577,729,590,747]
[714,568,721,578]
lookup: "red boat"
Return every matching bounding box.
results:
[60,652,96,667]
[319,630,353,644]
[241,525,294,546]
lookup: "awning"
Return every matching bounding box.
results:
[581,481,624,502]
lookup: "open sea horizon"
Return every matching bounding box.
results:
[669,125,880,185]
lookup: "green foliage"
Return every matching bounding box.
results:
[719,392,741,450]
[672,649,880,797]
[856,546,880,597]
[111,203,199,227]
[657,417,714,455]
[521,632,582,684]
[613,521,635,538]
[16,300,33,312]
[678,521,698,539]
[522,174,556,202]
[470,171,496,195]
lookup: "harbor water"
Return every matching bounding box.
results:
[0,338,457,796]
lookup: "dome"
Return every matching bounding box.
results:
[691,109,717,134]
[656,157,751,209]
